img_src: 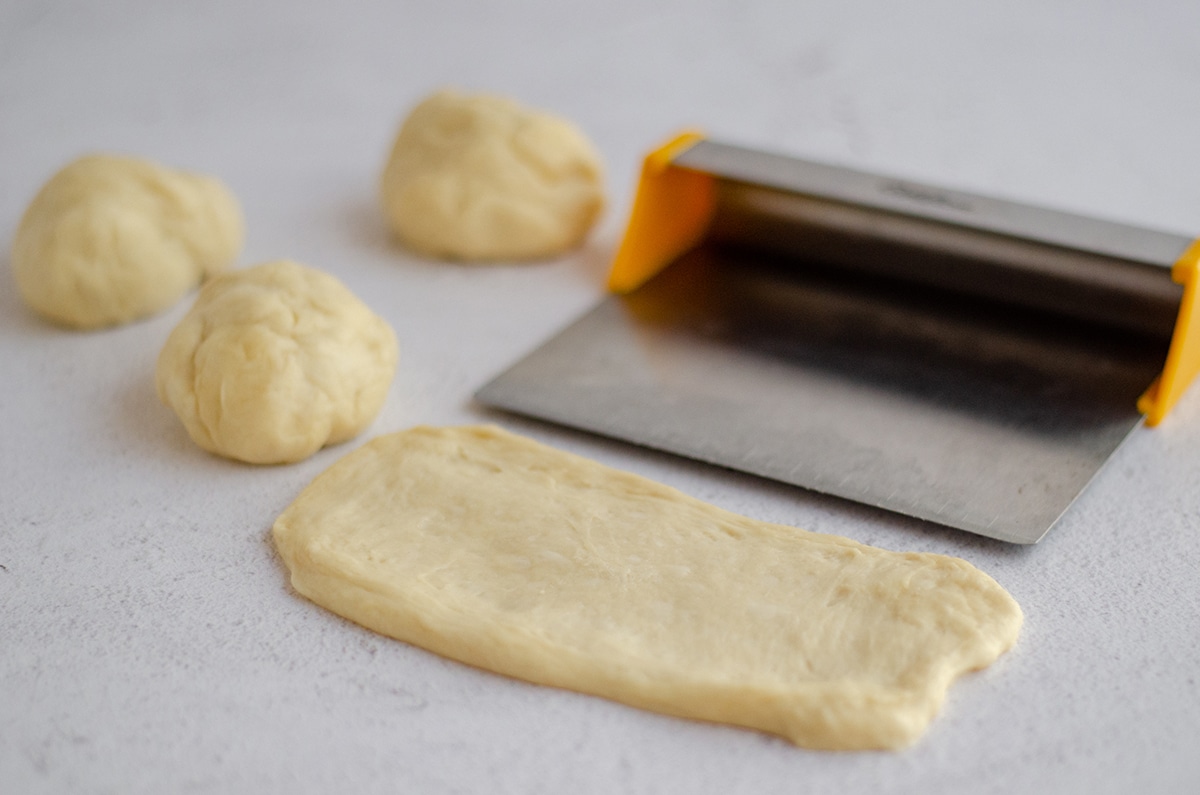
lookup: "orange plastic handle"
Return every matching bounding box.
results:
[610,132,1200,424]
[1139,237,1200,425]
[607,132,716,294]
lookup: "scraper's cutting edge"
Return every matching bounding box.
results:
[477,135,1200,543]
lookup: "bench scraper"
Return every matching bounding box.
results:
[476,133,1200,543]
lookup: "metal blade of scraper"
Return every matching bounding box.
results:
[479,139,1191,543]
[477,246,1163,544]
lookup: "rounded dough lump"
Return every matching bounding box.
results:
[380,90,606,261]
[155,260,399,465]
[11,154,243,329]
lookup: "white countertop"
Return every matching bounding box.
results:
[3,1,1199,792]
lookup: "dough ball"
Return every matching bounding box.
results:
[11,154,243,329]
[155,260,399,465]
[380,89,606,261]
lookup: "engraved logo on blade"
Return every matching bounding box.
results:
[879,180,974,213]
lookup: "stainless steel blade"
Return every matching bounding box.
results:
[476,247,1160,543]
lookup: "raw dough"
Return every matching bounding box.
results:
[156,260,398,465]
[272,424,1022,750]
[11,154,243,328]
[380,90,605,261]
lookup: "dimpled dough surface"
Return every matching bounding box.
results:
[272,425,1023,750]
[156,260,398,465]
[380,90,605,261]
[11,154,242,328]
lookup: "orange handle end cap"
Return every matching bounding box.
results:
[607,132,716,294]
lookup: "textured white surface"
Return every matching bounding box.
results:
[2,1,1199,792]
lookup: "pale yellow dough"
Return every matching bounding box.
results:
[156,261,398,465]
[11,154,243,328]
[273,425,1022,749]
[380,90,606,261]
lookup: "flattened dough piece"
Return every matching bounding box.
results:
[156,260,398,465]
[12,154,242,328]
[273,425,1022,750]
[380,90,605,261]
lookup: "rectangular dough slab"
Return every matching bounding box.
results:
[272,425,1022,750]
